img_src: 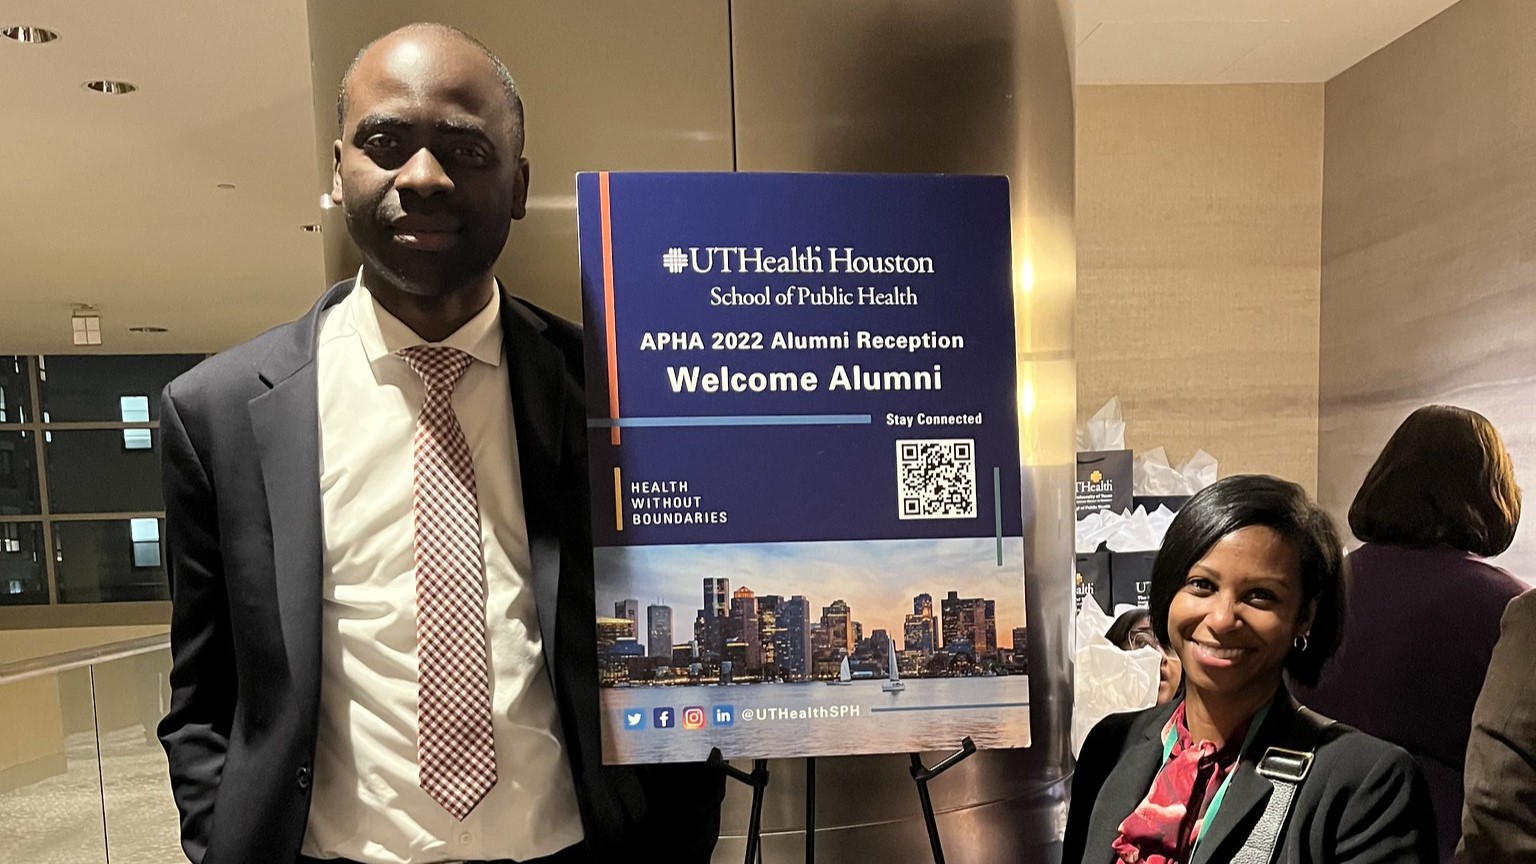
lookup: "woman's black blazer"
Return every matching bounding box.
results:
[1063,690,1438,864]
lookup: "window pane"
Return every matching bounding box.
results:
[55,519,168,603]
[45,430,163,514]
[0,430,42,515]
[0,356,29,424]
[0,521,47,605]
[38,355,202,423]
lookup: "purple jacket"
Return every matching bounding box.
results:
[1292,542,1526,864]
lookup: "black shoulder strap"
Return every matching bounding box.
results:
[1231,707,1336,864]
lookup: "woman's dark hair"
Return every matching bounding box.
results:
[1349,405,1521,557]
[1104,608,1152,651]
[1148,474,1345,687]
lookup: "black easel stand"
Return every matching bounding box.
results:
[804,756,816,863]
[709,748,771,864]
[908,737,978,864]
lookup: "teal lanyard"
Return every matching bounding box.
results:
[1160,700,1272,855]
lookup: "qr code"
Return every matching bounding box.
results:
[896,439,977,520]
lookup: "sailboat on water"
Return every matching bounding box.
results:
[881,639,905,692]
[826,654,853,685]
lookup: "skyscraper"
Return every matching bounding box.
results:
[703,577,730,655]
[756,594,782,676]
[730,586,759,667]
[647,604,672,659]
[906,592,938,655]
[614,598,638,622]
[704,577,729,619]
[869,629,891,667]
[776,595,812,680]
[941,591,997,659]
[1011,626,1029,670]
[821,599,853,653]
[904,613,936,655]
[914,593,934,618]
[596,616,636,654]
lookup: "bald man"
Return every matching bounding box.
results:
[157,23,723,864]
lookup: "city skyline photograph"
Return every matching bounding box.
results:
[595,536,1026,658]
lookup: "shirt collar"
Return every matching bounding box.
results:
[350,268,503,368]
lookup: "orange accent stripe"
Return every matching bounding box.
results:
[614,467,623,532]
[600,172,621,446]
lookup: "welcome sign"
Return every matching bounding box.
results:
[577,172,1030,763]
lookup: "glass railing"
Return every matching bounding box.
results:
[0,635,181,864]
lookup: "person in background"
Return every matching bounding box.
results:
[1292,405,1523,864]
[1104,607,1182,705]
[1457,588,1536,862]
[1065,475,1436,864]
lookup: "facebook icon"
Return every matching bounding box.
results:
[654,707,676,729]
[712,705,735,728]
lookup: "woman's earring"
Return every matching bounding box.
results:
[1293,633,1310,653]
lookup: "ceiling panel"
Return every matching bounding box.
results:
[1078,20,1274,84]
[1076,0,1464,83]
[0,0,324,354]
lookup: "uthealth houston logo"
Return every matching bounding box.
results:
[660,245,935,276]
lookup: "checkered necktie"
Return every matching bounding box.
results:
[398,345,497,820]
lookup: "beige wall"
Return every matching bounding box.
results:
[1076,84,1325,491]
[1319,0,1536,576]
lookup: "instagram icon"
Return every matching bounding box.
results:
[681,706,707,730]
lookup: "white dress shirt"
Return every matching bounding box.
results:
[303,276,584,863]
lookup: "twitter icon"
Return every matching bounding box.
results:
[622,710,646,731]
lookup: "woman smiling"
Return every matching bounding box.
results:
[1063,475,1436,864]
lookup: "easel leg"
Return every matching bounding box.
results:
[746,759,768,864]
[908,738,978,864]
[805,756,816,864]
[708,749,771,864]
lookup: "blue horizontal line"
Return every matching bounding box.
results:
[870,700,1030,713]
[588,414,872,428]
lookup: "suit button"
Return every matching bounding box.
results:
[296,765,311,790]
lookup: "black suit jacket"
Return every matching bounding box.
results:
[1063,690,1437,864]
[157,280,724,864]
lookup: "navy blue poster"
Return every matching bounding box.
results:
[578,172,1029,763]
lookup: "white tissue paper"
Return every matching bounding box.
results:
[1133,447,1186,496]
[1134,447,1221,496]
[1072,599,1161,757]
[1075,505,1176,554]
[1180,449,1218,493]
[1105,507,1161,553]
[1075,509,1128,553]
[1147,505,1177,541]
[1076,397,1126,452]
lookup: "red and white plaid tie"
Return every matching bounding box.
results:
[398,345,497,820]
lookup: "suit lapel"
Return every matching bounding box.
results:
[1190,691,1314,864]
[249,280,353,702]
[499,291,569,691]
[1082,703,1179,863]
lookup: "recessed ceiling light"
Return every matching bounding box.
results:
[2,26,60,44]
[128,326,168,333]
[216,183,236,190]
[83,80,137,95]
[301,224,322,233]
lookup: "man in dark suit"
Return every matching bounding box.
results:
[157,22,723,864]
[1458,588,1536,863]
